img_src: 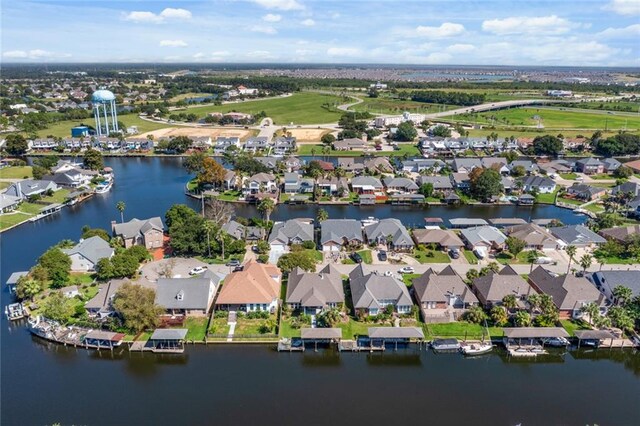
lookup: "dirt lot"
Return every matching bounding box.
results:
[137,127,254,141]
[281,128,334,142]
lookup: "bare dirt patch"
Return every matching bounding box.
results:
[281,128,334,142]
[136,127,254,141]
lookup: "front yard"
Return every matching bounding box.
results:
[401,273,422,287]
[0,166,33,179]
[342,249,373,264]
[463,249,479,264]
[412,247,451,263]
[495,250,542,265]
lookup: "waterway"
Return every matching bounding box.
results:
[2,157,637,426]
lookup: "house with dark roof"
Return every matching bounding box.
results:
[112,217,164,250]
[363,218,414,251]
[471,265,534,307]
[599,225,640,244]
[509,160,539,175]
[5,179,59,200]
[363,157,393,173]
[286,264,344,314]
[505,223,559,250]
[156,272,224,317]
[61,236,114,272]
[601,158,621,173]
[382,177,419,193]
[575,158,604,175]
[451,158,481,173]
[221,220,246,240]
[521,175,556,193]
[85,279,154,319]
[416,175,453,190]
[528,267,606,319]
[337,157,364,174]
[282,172,314,194]
[412,266,478,321]
[349,264,413,316]
[590,270,640,301]
[412,229,464,250]
[550,225,607,248]
[0,193,21,213]
[566,183,606,201]
[320,219,363,252]
[244,136,271,153]
[451,173,470,190]
[273,137,297,155]
[268,219,314,251]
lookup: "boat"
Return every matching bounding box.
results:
[28,316,124,350]
[542,336,570,348]
[431,338,461,352]
[361,216,379,226]
[95,180,113,194]
[460,342,493,356]
[4,303,26,321]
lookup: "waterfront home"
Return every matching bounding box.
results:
[601,158,621,173]
[283,172,314,194]
[5,180,59,200]
[31,138,59,150]
[282,156,302,172]
[416,176,453,190]
[550,225,606,248]
[244,173,278,194]
[333,137,368,151]
[273,137,297,156]
[566,183,606,201]
[268,219,314,252]
[521,175,556,193]
[320,219,364,252]
[85,279,132,319]
[412,229,464,251]
[244,136,271,153]
[156,272,224,317]
[481,157,509,174]
[61,236,114,272]
[451,158,482,173]
[611,181,640,198]
[501,177,515,193]
[338,158,365,174]
[351,176,384,194]
[43,169,92,188]
[444,192,461,205]
[6,271,28,294]
[215,261,281,312]
[504,223,559,250]
[599,225,640,244]
[363,218,414,251]
[590,270,640,301]
[402,159,445,173]
[575,158,604,175]
[412,266,478,321]
[451,173,470,190]
[509,160,539,175]
[222,220,246,240]
[363,157,393,173]
[254,156,279,171]
[0,193,22,213]
[59,285,80,298]
[472,265,534,308]
[349,264,413,316]
[528,267,606,319]
[112,217,164,250]
[286,264,344,314]
[214,136,241,154]
[383,177,419,194]
[245,226,266,241]
[317,177,349,196]
[460,226,507,251]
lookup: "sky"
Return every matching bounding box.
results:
[1,0,639,66]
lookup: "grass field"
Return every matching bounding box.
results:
[535,188,559,204]
[0,166,32,179]
[463,249,479,265]
[297,143,420,157]
[349,96,456,115]
[182,92,346,125]
[37,114,171,138]
[412,248,451,263]
[424,322,503,339]
[560,319,591,336]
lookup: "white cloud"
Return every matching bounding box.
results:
[3,49,70,59]
[446,44,476,53]
[193,52,205,59]
[247,50,275,59]
[251,0,304,11]
[423,52,453,64]
[597,23,640,38]
[482,15,581,35]
[603,0,640,15]
[295,49,313,56]
[413,23,465,38]
[327,47,361,57]
[159,40,188,47]
[123,8,192,24]
[301,18,315,26]
[262,13,282,22]
[250,25,277,34]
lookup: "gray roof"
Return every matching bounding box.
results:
[150,329,188,340]
[505,223,557,247]
[350,176,383,189]
[503,327,569,339]
[591,270,640,298]
[529,267,605,311]
[112,217,164,239]
[576,157,602,167]
[489,218,527,226]
[451,158,482,172]
[320,219,363,245]
[0,193,21,210]
[5,180,57,198]
[222,220,246,240]
[412,229,464,247]
[460,226,507,246]
[601,158,621,170]
[300,328,343,339]
[611,181,640,197]
[6,271,28,285]
[85,280,128,311]
[574,330,617,340]
[449,218,488,226]
[269,219,314,245]
[472,265,533,303]
[509,160,537,171]
[522,175,556,189]
[368,327,424,339]
[383,177,419,191]
[413,266,478,304]
[416,176,453,189]
[599,225,640,243]
[155,277,213,310]
[364,218,414,248]
[61,236,114,265]
[286,264,344,307]
[549,225,606,246]
[567,183,605,198]
[349,264,413,310]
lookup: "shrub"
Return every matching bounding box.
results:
[302,240,316,250]
[257,254,269,263]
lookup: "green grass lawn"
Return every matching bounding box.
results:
[584,203,605,213]
[412,248,451,263]
[0,166,32,179]
[234,316,277,336]
[558,196,584,206]
[40,189,71,204]
[208,317,230,336]
[589,174,614,180]
[560,319,591,337]
[215,190,242,202]
[342,249,372,265]
[0,211,32,231]
[496,250,541,265]
[278,317,302,339]
[402,273,422,287]
[350,96,456,115]
[424,322,503,340]
[535,188,559,204]
[37,114,172,138]
[306,249,324,263]
[183,92,345,125]
[182,317,209,341]
[559,173,578,180]
[337,318,376,340]
[463,249,479,264]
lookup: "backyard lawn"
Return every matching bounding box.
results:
[41,189,71,204]
[558,196,584,206]
[337,318,378,340]
[0,166,33,179]
[560,319,591,337]
[278,317,302,339]
[535,188,558,204]
[424,322,503,340]
[183,317,209,341]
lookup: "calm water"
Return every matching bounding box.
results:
[2,157,637,426]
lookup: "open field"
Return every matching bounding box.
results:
[349,96,456,115]
[0,166,32,179]
[283,128,333,142]
[464,128,633,140]
[181,92,346,125]
[37,114,172,138]
[169,92,215,102]
[137,126,255,141]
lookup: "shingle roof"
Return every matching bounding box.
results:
[364,218,414,247]
[286,264,344,307]
[529,267,605,311]
[522,175,555,189]
[413,266,478,304]
[460,226,507,247]
[591,270,640,298]
[61,236,114,265]
[268,219,314,244]
[599,225,640,243]
[112,217,164,239]
[320,219,363,245]
[155,277,213,310]
[505,223,558,247]
[222,220,246,240]
[472,265,533,303]
[383,177,419,191]
[412,229,464,247]
[416,176,453,189]
[550,225,606,245]
[349,265,412,310]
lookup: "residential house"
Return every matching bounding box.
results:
[222,220,246,240]
[351,176,383,194]
[286,264,344,314]
[254,156,279,171]
[383,177,419,193]
[156,271,225,317]
[598,225,640,244]
[268,219,315,251]
[0,193,22,213]
[501,176,515,193]
[273,137,297,156]
[522,176,556,194]
[338,158,364,174]
[412,266,479,319]
[363,157,393,173]
[460,226,507,251]
[320,219,364,252]
[481,157,509,174]
[412,229,464,250]
[61,236,115,272]
[451,173,470,191]
[538,160,573,174]
[402,159,445,173]
[282,172,314,194]
[214,137,240,154]
[244,136,271,153]
[472,265,534,307]
[601,158,621,173]
[509,160,539,175]
[85,279,130,318]
[363,218,414,251]
[623,159,640,174]
[505,223,559,250]
[416,176,453,191]
[349,264,413,315]
[317,177,349,196]
[5,180,59,200]
[333,138,368,151]
[245,226,266,241]
[575,158,604,175]
[215,261,282,312]
[566,183,606,201]
[450,158,482,173]
[590,270,640,301]
[244,173,278,194]
[112,217,165,250]
[550,225,607,248]
[222,170,237,191]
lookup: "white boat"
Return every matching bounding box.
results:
[460,342,493,356]
[5,303,26,320]
[95,180,113,194]
[361,216,379,226]
[542,336,570,347]
[431,338,461,352]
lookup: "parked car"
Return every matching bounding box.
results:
[351,252,363,263]
[448,249,460,259]
[188,266,207,276]
[251,245,259,253]
[378,250,388,261]
[398,266,415,274]
[226,259,241,267]
[233,266,244,272]
[534,256,554,264]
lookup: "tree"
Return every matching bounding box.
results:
[464,306,487,324]
[490,306,508,326]
[83,148,103,170]
[471,168,503,201]
[304,160,325,179]
[316,208,329,223]
[203,220,216,258]
[614,165,633,179]
[606,306,634,331]
[183,151,207,174]
[167,136,192,154]
[506,236,526,258]
[4,134,28,156]
[42,292,75,323]
[197,157,226,187]
[257,198,275,223]
[502,294,518,312]
[81,225,110,242]
[96,257,116,281]
[204,198,235,226]
[527,294,542,313]
[612,285,633,306]
[277,250,316,272]
[32,165,48,180]
[466,269,479,282]
[116,201,126,223]
[394,121,418,141]
[533,135,563,157]
[511,165,526,177]
[513,311,531,327]
[112,283,163,334]
[418,182,434,198]
[566,245,577,274]
[38,247,71,288]
[431,125,451,138]
[527,250,538,273]
[165,204,199,228]
[579,254,592,274]
[317,307,341,327]
[15,276,42,301]
[321,133,336,146]
[580,302,600,326]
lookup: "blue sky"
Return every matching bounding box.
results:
[2,0,639,65]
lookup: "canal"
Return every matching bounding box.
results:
[2,157,637,426]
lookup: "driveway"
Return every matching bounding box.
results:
[140,257,228,281]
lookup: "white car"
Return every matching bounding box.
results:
[398,266,415,274]
[189,266,207,276]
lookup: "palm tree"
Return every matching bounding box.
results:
[580,302,600,326]
[612,285,633,306]
[502,294,518,314]
[316,208,329,224]
[566,245,577,274]
[527,294,542,313]
[579,254,593,274]
[215,226,227,261]
[116,201,126,223]
[257,198,275,223]
[527,250,538,273]
[203,220,216,258]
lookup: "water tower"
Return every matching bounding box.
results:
[92,89,118,137]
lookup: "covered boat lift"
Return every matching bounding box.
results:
[503,327,570,356]
[367,327,425,350]
[149,329,188,353]
[83,330,125,350]
[449,218,488,228]
[574,330,617,348]
[301,328,342,352]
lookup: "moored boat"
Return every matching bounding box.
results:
[431,338,460,352]
[95,180,113,194]
[5,303,26,321]
[460,342,493,356]
[542,336,570,348]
